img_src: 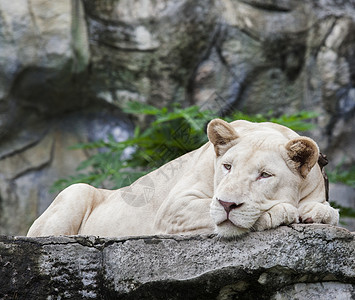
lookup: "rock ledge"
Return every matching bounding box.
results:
[0,224,354,299]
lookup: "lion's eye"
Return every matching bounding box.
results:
[223,164,232,171]
[258,172,272,180]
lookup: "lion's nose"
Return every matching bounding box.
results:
[218,199,244,213]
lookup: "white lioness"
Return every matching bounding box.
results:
[27,119,339,238]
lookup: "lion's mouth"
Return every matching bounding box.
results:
[217,218,249,230]
[215,218,251,237]
[218,219,234,226]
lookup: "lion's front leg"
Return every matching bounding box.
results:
[298,202,339,225]
[253,203,299,232]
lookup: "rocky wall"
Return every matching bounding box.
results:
[0,0,354,235]
[0,225,354,299]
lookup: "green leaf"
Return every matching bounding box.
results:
[50,101,321,194]
[330,202,355,219]
[328,164,355,189]
[123,101,163,115]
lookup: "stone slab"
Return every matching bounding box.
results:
[0,224,354,299]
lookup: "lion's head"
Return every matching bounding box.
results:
[207,119,323,237]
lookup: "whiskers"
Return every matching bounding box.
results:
[250,223,259,232]
[229,207,260,227]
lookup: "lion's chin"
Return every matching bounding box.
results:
[216,219,250,238]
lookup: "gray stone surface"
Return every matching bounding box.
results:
[0,224,354,299]
[0,110,133,235]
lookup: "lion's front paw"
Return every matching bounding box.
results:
[299,202,339,225]
[254,203,299,231]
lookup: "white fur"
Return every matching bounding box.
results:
[27,119,339,238]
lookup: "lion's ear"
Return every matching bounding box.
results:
[286,137,319,178]
[207,119,239,156]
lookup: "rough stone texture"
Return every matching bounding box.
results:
[0,110,133,235]
[84,0,218,109]
[0,0,354,235]
[0,225,354,299]
[195,0,355,167]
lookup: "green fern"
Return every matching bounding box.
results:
[328,164,355,189]
[51,102,319,192]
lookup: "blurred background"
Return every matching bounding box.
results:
[0,0,354,236]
